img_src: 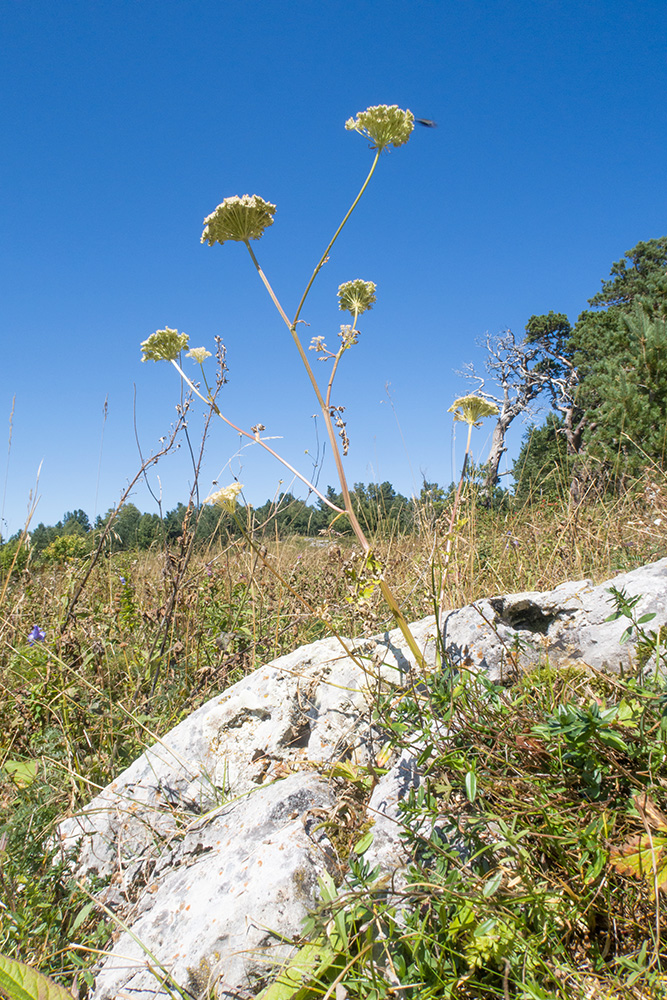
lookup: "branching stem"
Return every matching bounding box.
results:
[244,160,427,670]
[170,359,344,515]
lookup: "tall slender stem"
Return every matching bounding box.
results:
[292,151,380,329]
[437,422,474,619]
[243,160,427,670]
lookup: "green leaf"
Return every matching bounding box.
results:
[256,939,338,1000]
[69,901,96,935]
[0,953,74,1000]
[465,769,477,803]
[482,870,503,898]
[609,834,667,899]
[1,760,38,788]
[353,830,374,855]
[597,729,628,752]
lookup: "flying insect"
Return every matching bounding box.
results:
[415,118,438,127]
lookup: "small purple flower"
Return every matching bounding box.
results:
[28,625,46,645]
[119,576,126,585]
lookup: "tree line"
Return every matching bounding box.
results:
[1,480,456,567]
[14,482,422,560]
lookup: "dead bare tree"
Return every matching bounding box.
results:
[459,329,545,500]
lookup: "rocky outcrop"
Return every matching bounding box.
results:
[56,559,667,999]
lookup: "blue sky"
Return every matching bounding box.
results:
[2,0,666,537]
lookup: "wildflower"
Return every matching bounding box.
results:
[141,328,189,362]
[28,625,45,645]
[338,325,359,349]
[204,482,244,513]
[345,105,414,151]
[187,347,212,364]
[201,195,276,246]
[448,395,499,427]
[338,280,376,316]
[119,576,126,585]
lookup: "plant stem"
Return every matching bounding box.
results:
[438,421,474,620]
[170,359,344,515]
[244,194,427,669]
[292,151,380,329]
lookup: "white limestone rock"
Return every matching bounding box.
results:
[54,559,667,999]
[438,558,667,680]
[90,772,337,1000]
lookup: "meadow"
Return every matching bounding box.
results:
[1,477,667,999]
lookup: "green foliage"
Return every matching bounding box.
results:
[584,304,667,480]
[348,481,411,535]
[61,510,91,535]
[516,236,667,497]
[588,236,667,308]
[254,493,326,537]
[96,502,143,549]
[513,414,575,501]
[42,534,89,564]
[0,535,31,576]
[29,524,59,556]
[0,766,110,989]
[262,644,667,1000]
[0,953,75,1000]
[532,700,629,798]
[25,482,420,555]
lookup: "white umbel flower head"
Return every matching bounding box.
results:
[345,105,414,151]
[187,347,212,364]
[141,328,189,362]
[201,195,276,246]
[204,483,244,512]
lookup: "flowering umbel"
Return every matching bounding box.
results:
[338,280,377,316]
[345,105,414,151]
[204,483,244,513]
[201,195,276,246]
[448,395,499,427]
[141,328,189,362]
[187,347,212,364]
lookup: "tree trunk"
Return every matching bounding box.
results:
[483,411,514,502]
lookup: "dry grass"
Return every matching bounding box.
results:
[0,480,666,990]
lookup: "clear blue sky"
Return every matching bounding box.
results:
[2,0,666,537]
